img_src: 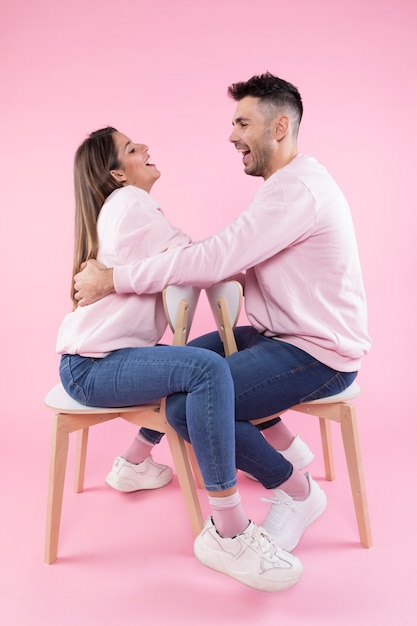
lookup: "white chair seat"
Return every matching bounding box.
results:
[45,383,156,414]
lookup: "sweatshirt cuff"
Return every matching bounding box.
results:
[113,266,136,294]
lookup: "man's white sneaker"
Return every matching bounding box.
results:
[105,456,173,492]
[244,434,315,480]
[260,472,327,552]
[194,517,303,592]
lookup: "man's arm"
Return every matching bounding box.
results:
[74,260,115,306]
[74,182,315,303]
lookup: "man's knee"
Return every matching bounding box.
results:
[188,331,224,354]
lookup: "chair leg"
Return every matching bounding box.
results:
[339,404,372,548]
[74,428,89,493]
[45,414,70,564]
[165,426,204,537]
[319,417,335,480]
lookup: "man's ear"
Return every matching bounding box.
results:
[110,169,127,184]
[274,115,290,140]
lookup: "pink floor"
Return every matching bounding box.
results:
[1,397,414,626]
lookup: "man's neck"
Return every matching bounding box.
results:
[264,147,299,180]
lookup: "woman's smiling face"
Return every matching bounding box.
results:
[111,131,161,192]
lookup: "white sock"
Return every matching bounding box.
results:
[208,491,250,538]
[263,420,295,450]
[124,433,153,464]
[277,471,309,501]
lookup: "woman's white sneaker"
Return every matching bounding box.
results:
[105,456,173,492]
[260,472,327,552]
[194,517,303,592]
[278,435,315,471]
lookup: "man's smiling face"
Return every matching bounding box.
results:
[229,96,277,180]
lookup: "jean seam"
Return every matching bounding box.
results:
[300,371,350,403]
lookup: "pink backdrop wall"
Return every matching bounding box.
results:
[1,0,416,438]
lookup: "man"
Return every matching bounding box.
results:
[74,73,370,549]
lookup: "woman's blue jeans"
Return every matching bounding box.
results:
[162,327,357,489]
[59,346,237,492]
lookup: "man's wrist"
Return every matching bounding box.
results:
[104,268,115,295]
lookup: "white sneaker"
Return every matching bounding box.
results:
[279,435,315,470]
[194,517,303,592]
[105,456,173,492]
[260,472,327,552]
[244,434,315,481]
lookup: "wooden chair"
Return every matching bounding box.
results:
[205,281,372,548]
[44,285,204,564]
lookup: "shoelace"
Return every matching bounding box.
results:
[246,524,282,561]
[260,496,297,531]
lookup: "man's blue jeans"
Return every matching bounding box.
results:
[163,327,357,489]
[59,346,237,492]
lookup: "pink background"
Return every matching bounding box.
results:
[1,1,416,624]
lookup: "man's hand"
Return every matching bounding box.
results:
[74,259,115,306]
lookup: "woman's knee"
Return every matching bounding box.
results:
[188,345,231,376]
[166,394,190,442]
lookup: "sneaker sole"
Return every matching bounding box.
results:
[105,471,172,492]
[194,541,303,592]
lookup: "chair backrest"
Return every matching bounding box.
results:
[205,281,243,356]
[163,285,201,347]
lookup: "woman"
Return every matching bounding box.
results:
[56,127,302,592]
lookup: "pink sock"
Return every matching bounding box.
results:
[208,491,250,538]
[124,433,153,464]
[263,420,295,450]
[278,471,310,501]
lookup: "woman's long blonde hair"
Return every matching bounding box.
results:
[72,127,122,305]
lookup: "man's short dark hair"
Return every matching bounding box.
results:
[228,72,303,126]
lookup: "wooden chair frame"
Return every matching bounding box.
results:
[205,281,372,548]
[44,286,204,564]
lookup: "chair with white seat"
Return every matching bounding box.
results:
[205,280,372,548]
[44,285,204,564]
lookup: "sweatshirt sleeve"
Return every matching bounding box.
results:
[114,176,317,294]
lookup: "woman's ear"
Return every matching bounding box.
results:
[110,169,127,184]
